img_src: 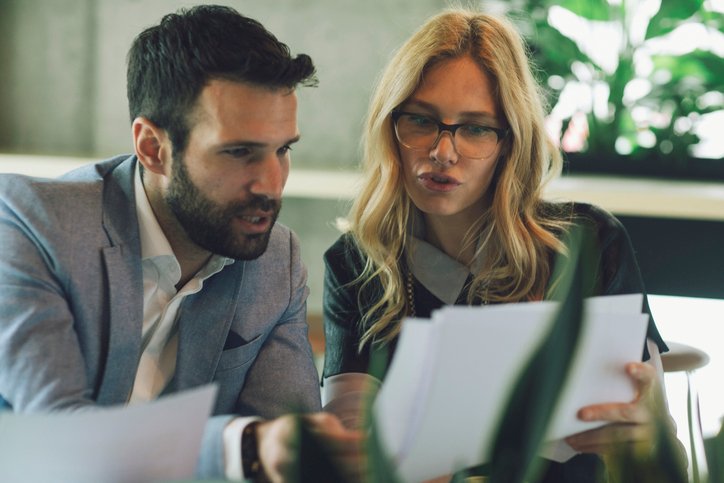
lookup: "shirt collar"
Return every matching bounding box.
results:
[134,163,175,261]
[406,207,483,305]
[133,163,234,283]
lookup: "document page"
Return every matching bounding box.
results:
[0,384,217,483]
[372,294,648,482]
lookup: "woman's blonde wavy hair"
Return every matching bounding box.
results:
[349,8,569,349]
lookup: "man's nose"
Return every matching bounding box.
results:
[249,154,287,200]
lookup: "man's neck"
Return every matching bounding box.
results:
[141,174,213,288]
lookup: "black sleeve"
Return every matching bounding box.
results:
[573,203,668,358]
[321,234,374,380]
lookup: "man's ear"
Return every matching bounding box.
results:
[132,117,172,176]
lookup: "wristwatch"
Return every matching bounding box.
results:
[241,421,263,480]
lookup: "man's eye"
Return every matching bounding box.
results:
[225,147,252,158]
[277,145,292,156]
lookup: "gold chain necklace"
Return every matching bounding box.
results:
[406,269,417,317]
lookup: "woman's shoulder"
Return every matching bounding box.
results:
[324,231,367,281]
[325,231,363,263]
[541,201,625,234]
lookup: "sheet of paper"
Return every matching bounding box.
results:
[373,294,648,482]
[0,384,217,483]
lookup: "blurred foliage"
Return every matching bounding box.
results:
[705,423,724,483]
[507,0,723,163]
[484,224,589,483]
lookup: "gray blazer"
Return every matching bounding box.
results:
[0,155,322,478]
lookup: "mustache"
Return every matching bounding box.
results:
[232,195,282,215]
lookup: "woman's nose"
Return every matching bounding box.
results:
[429,131,459,166]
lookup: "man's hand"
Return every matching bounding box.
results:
[256,412,367,482]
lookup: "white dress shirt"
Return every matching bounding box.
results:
[130,165,252,480]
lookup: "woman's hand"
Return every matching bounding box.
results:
[256,412,368,482]
[564,362,660,455]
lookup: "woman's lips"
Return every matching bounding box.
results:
[418,172,461,192]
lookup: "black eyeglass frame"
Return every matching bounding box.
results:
[391,110,509,159]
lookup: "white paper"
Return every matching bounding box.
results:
[372,294,648,482]
[0,384,218,483]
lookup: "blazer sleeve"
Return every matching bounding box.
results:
[0,177,96,412]
[195,229,322,478]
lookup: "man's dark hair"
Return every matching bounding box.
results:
[127,5,316,155]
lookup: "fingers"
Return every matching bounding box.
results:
[257,413,369,482]
[256,415,303,483]
[577,400,651,425]
[576,361,658,424]
[564,361,664,457]
[626,362,656,399]
[565,422,654,454]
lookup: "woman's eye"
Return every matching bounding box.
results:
[407,114,434,126]
[462,124,493,137]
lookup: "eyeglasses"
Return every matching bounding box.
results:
[392,111,508,160]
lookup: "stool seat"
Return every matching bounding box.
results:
[661,341,710,372]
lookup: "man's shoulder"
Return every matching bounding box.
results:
[0,154,133,198]
[0,154,135,235]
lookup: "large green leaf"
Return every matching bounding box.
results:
[652,51,724,90]
[531,21,591,77]
[553,0,611,21]
[486,225,595,483]
[646,0,704,39]
[704,422,724,483]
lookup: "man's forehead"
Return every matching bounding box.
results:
[187,80,299,141]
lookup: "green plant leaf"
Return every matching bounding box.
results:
[487,224,595,483]
[296,416,350,483]
[554,0,611,21]
[646,0,704,39]
[704,421,724,483]
[652,51,724,90]
[530,21,592,76]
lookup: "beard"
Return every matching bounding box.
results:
[165,155,281,260]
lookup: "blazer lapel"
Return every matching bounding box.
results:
[96,157,144,404]
[165,262,245,392]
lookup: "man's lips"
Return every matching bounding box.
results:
[235,211,275,234]
[418,172,462,192]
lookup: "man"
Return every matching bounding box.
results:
[0,5,362,481]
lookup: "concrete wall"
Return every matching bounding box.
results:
[0,0,451,165]
[0,0,458,312]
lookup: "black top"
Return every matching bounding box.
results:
[322,202,668,483]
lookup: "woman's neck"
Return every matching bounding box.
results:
[423,214,480,267]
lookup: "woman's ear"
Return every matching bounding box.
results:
[132,117,172,176]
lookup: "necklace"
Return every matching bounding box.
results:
[406,269,488,318]
[406,269,417,318]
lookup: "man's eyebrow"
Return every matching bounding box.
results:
[217,134,301,150]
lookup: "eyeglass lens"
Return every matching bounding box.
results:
[394,113,502,159]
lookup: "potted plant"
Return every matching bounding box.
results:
[505,0,724,179]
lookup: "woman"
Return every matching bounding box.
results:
[322,7,680,482]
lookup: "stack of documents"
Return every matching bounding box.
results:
[373,294,649,482]
[0,384,217,483]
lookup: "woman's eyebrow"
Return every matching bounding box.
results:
[402,99,498,121]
